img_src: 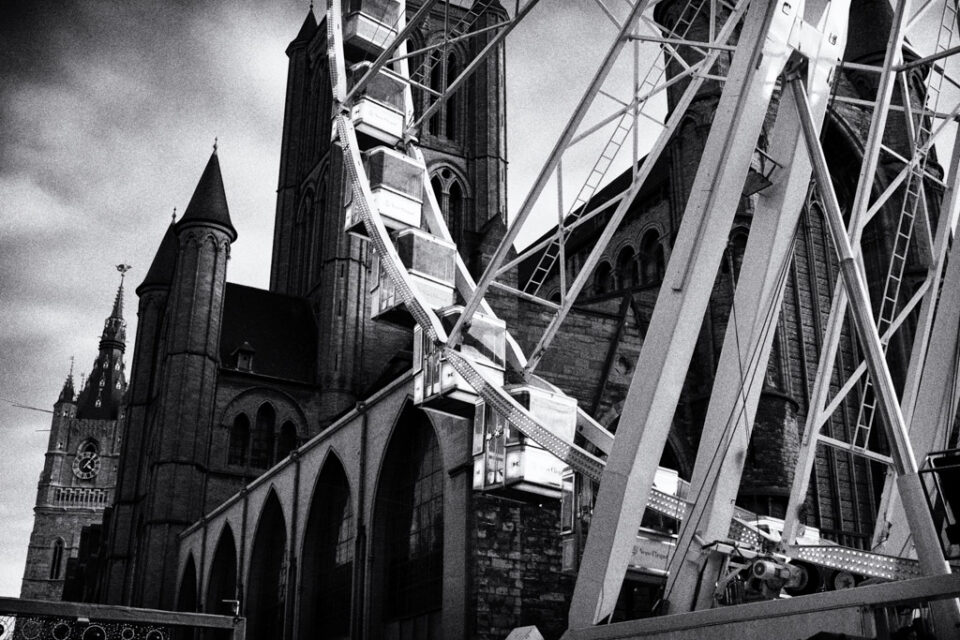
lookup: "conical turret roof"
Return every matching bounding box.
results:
[139,219,179,293]
[177,149,236,240]
[293,8,317,44]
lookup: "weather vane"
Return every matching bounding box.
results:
[116,264,133,286]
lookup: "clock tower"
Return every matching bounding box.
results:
[20,270,129,601]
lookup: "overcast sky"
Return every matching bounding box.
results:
[0,0,636,596]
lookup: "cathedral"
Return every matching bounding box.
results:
[23,0,938,638]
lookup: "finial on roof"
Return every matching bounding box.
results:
[172,207,177,223]
[213,137,218,155]
[58,356,77,404]
[116,263,132,286]
[310,0,314,10]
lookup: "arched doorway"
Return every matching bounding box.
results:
[374,407,444,639]
[206,525,238,615]
[246,493,288,640]
[298,456,354,639]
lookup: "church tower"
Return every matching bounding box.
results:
[21,274,128,600]
[268,1,510,423]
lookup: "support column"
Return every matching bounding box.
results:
[570,0,799,626]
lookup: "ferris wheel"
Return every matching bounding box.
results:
[324,0,960,634]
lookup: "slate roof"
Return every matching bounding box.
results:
[219,283,317,383]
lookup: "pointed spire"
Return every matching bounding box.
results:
[112,264,131,320]
[76,269,128,420]
[139,218,179,293]
[176,150,237,240]
[98,267,129,352]
[291,5,318,48]
[57,357,76,404]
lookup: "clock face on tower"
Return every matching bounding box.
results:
[73,451,101,480]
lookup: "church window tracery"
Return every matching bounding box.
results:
[250,404,276,469]
[49,538,64,580]
[639,230,663,285]
[617,246,638,289]
[429,168,469,247]
[228,414,250,466]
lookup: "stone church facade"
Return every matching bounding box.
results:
[62,0,935,638]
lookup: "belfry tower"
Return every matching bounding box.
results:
[21,273,129,600]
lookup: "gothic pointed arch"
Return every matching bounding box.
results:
[444,52,459,141]
[373,404,444,639]
[176,554,198,612]
[246,490,288,640]
[295,188,317,294]
[298,452,354,639]
[616,245,638,289]
[594,261,613,295]
[228,414,250,466]
[205,524,238,615]
[49,538,65,580]
[428,164,472,247]
[639,229,662,285]
[250,403,276,469]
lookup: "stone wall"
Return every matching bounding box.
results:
[469,494,572,640]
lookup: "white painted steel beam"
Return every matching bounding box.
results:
[522,1,748,376]
[779,0,914,550]
[569,0,801,626]
[448,0,651,348]
[793,72,960,636]
[662,0,850,611]
[875,118,960,556]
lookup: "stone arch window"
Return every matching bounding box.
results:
[246,492,287,640]
[430,168,469,246]
[206,525,238,615]
[375,408,443,638]
[177,555,198,612]
[445,53,459,141]
[49,538,65,579]
[228,414,250,466]
[594,261,613,295]
[275,422,298,462]
[617,246,638,289]
[639,230,663,284]
[295,191,316,295]
[429,59,443,136]
[250,404,276,469]
[299,456,354,639]
[314,176,328,282]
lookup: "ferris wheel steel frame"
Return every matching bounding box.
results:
[323,0,960,635]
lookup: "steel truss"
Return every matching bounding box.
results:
[324,0,960,636]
